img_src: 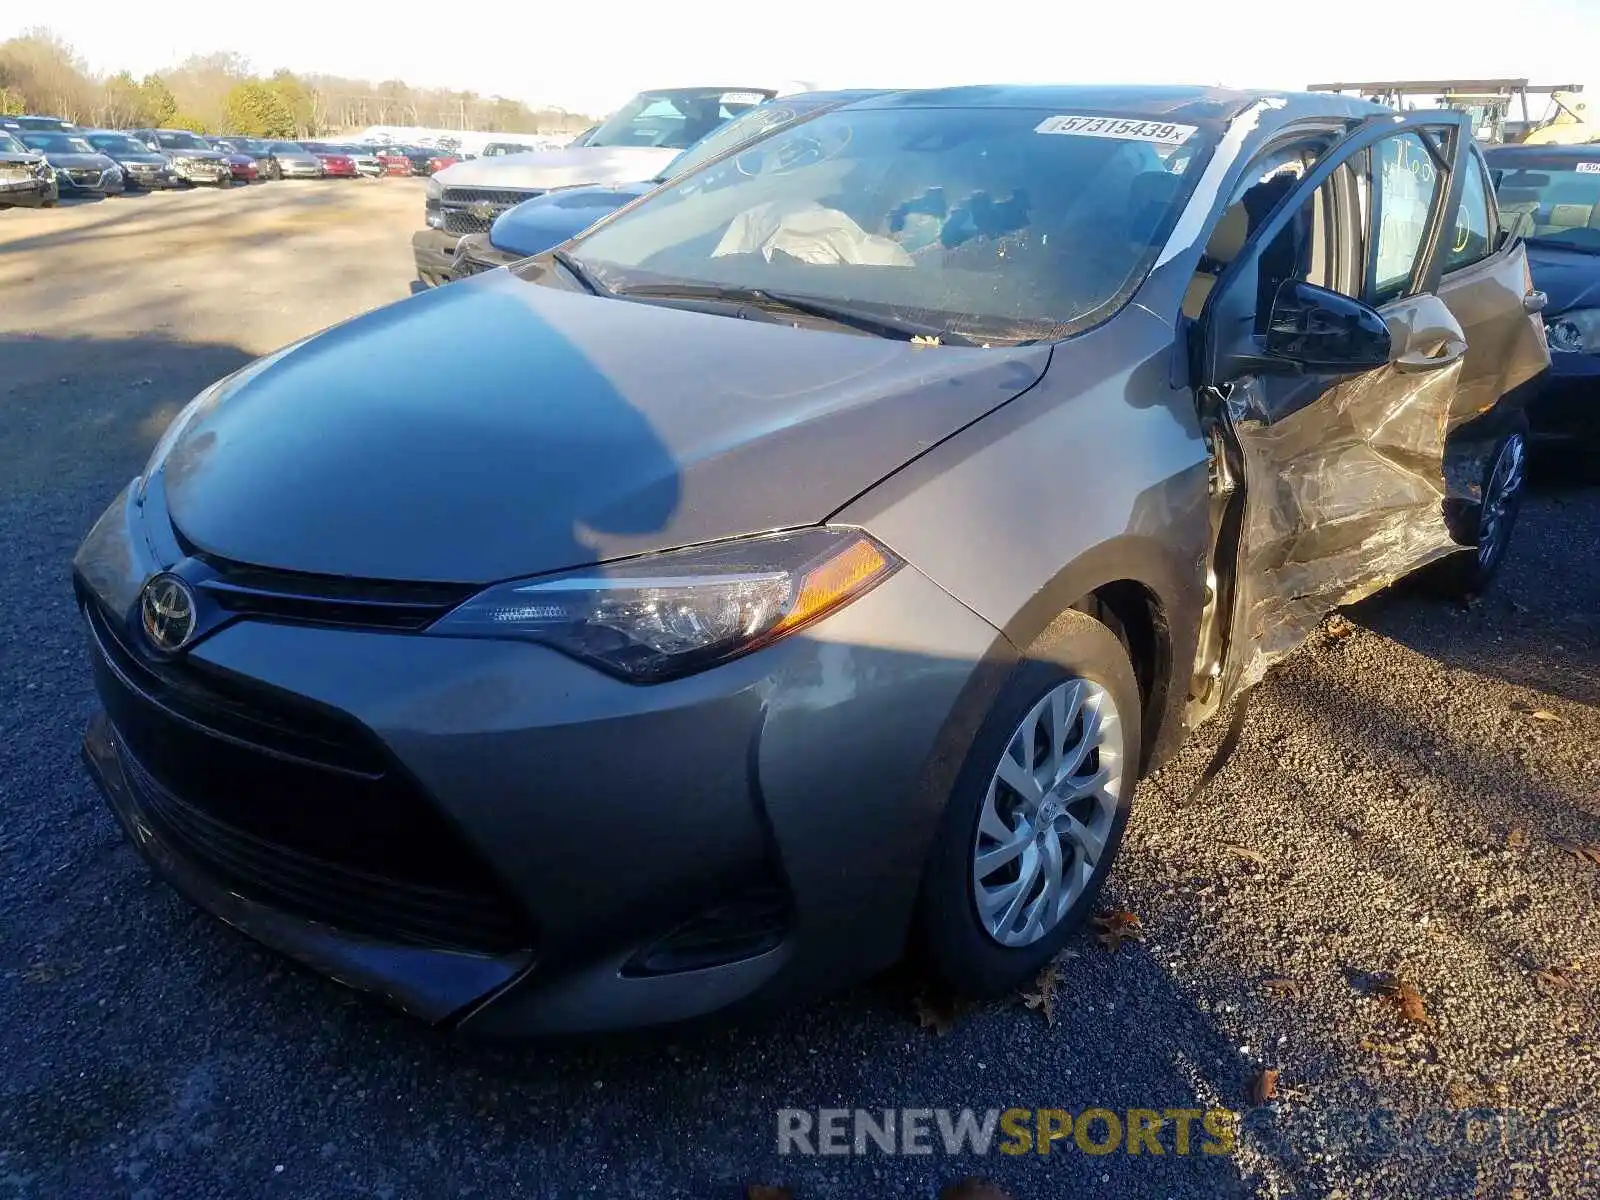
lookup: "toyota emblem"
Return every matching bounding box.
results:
[139,573,198,653]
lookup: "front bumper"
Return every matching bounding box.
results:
[75,478,1002,1034]
[277,161,323,179]
[1527,354,1600,446]
[451,232,523,279]
[0,175,55,205]
[56,168,123,195]
[120,165,175,190]
[172,162,232,186]
[412,226,461,286]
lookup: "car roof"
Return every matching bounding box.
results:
[847,84,1388,124]
[1484,142,1600,161]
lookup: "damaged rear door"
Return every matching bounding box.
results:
[1194,112,1491,698]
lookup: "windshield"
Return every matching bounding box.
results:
[659,100,828,182]
[566,105,1211,340]
[0,132,30,154]
[269,141,307,153]
[588,88,774,151]
[21,133,95,154]
[157,131,209,150]
[87,134,149,155]
[15,116,74,131]
[231,138,269,153]
[1492,158,1600,251]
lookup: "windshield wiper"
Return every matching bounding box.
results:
[609,281,982,344]
[548,248,610,295]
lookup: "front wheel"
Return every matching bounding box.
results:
[1433,429,1527,599]
[916,609,1142,997]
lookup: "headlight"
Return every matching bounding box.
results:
[1546,308,1600,354]
[429,528,900,682]
[425,176,444,201]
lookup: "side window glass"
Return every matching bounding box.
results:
[1441,152,1493,273]
[1369,132,1441,303]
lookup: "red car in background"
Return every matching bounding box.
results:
[425,152,460,175]
[204,138,260,182]
[303,142,358,178]
[375,148,412,176]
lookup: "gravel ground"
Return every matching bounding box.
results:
[2,184,1597,1200]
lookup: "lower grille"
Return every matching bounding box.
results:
[85,600,533,955]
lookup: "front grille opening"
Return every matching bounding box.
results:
[624,887,790,976]
[84,597,536,954]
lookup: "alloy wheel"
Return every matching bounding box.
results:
[971,678,1125,947]
[1477,433,1526,571]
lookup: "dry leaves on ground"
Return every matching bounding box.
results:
[1375,978,1431,1025]
[1510,700,1564,723]
[1324,614,1356,639]
[1507,826,1530,848]
[1021,954,1076,1026]
[1533,960,1586,993]
[1092,908,1145,952]
[1250,1068,1281,1106]
[747,1186,794,1200]
[940,1179,1013,1200]
[1262,977,1308,1000]
[1223,843,1268,864]
[913,986,972,1037]
[1558,842,1600,867]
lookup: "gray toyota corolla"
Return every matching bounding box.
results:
[76,86,1549,1035]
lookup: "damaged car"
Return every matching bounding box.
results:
[0,129,57,208]
[17,131,123,197]
[75,86,1549,1036]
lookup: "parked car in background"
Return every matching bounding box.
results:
[336,144,383,177]
[302,142,358,178]
[16,131,122,197]
[423,150,459,176]
[481,141,541,157]
[374,147,413,176]
[413,85,779,285]
[74,87,1550,1034]
[204,137,265,182]
[0,130,57,208]
[2,114,79,133]
[83,130,175,190]
[1487,143,1600,450]
[452,91,884,279]
[128,129,232,186]
[258,141,323,180]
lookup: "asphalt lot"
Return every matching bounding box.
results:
[1,181,1597,1200]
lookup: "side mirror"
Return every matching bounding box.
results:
[1263,279,1392,373]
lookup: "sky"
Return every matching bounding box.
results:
[9,0,1600,119]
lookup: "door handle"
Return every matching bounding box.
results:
[1523,290,1548,315]
[1395,338,1467,373]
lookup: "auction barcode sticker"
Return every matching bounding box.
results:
[1576,161,1600,174]
[1035,115,1197,145]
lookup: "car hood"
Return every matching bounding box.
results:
[433,146,678,191]
[1525,240,1600,314]
[41,152,116,170]
[0,151,46,168]
[165,148,225,162]
[490,180,656,257]
[158,272,1051,583]
[108,151,168,165]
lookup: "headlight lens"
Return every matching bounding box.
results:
[430,528,900,682]
[1546,308,1600,354]
[425,176,444,201]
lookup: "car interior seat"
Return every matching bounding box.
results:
[1181,203,1250,319]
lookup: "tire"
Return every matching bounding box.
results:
[916,608,1142,998]
[1432,428,1528,600]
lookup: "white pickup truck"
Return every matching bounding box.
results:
[411,85,782,286]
